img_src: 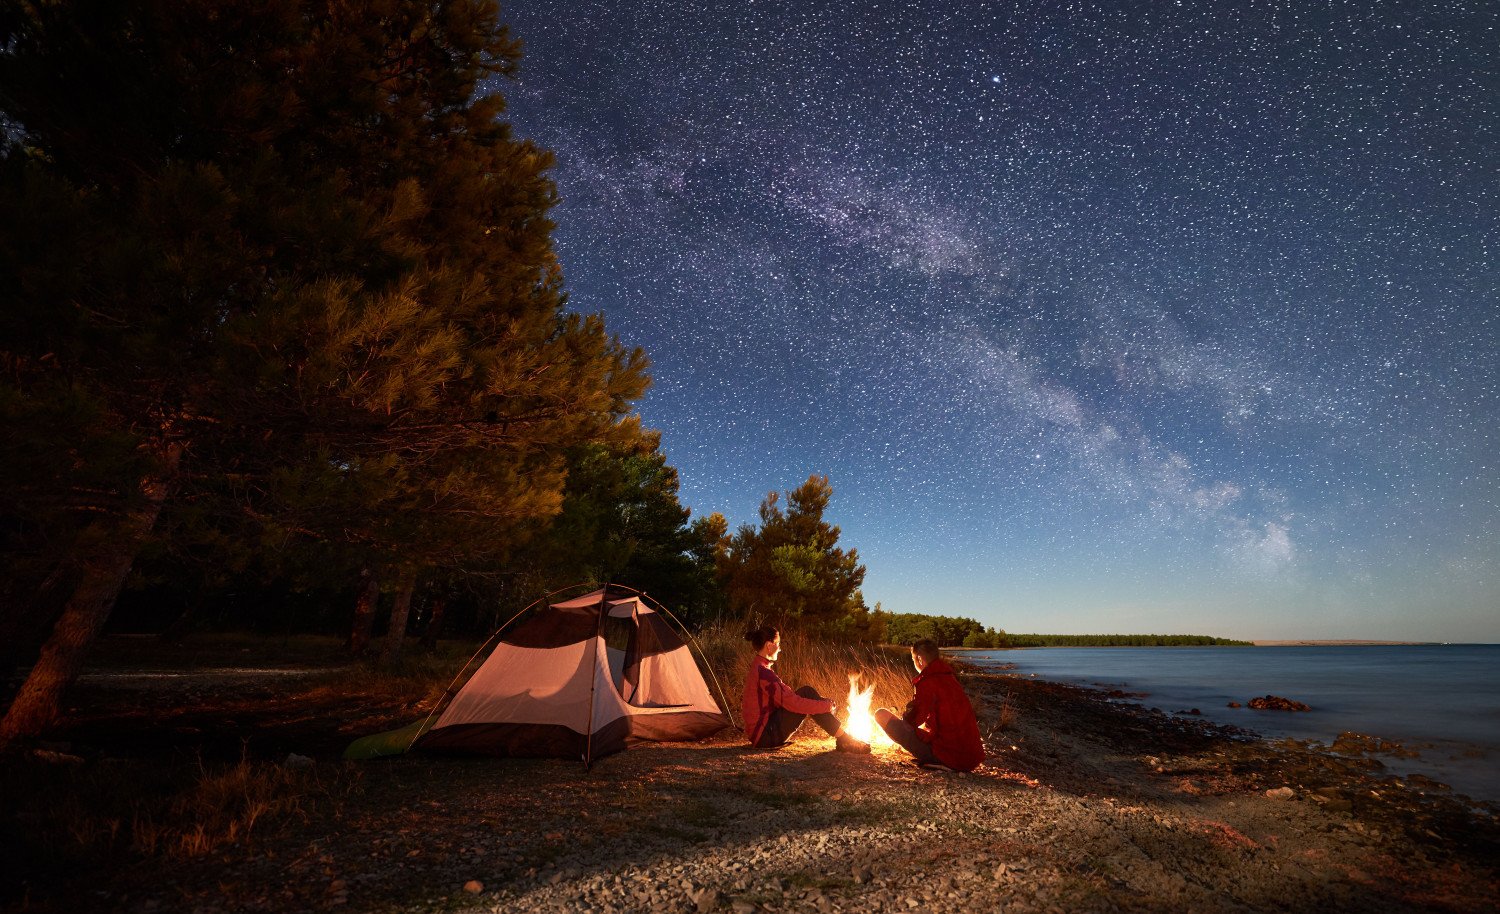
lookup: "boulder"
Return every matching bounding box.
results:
[1248,695,1311,712]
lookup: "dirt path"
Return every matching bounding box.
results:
[9,652,1498,914]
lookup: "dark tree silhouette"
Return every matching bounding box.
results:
[0,0,647,743]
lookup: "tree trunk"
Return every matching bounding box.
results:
[0,441,182,748]
[418,595,447,652]
[381,571,417,665]
[0,570,69,675]
[347,571,380,656]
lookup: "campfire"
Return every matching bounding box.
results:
[843,672,889,747]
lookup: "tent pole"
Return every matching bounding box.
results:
[403,583,595,754]
[582,584,610,770]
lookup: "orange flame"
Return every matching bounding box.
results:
[843,672,888,746]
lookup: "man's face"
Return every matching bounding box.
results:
[911,650,926,672]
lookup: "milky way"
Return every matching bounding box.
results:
[487,0,1498,640]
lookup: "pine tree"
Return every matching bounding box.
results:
[512,430,726,624]
[0,0,647,743]
[719,475,866,625]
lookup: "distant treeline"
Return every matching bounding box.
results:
[874,612,1251,648]
[876,612,1008,648]
[1004,633,1253,647]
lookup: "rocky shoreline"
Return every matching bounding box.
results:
[16,662,1497,914]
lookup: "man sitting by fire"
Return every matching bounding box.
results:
[874,639,986,772]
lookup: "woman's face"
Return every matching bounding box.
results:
[761,633,782,661]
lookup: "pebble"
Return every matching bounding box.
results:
[1265,787,1296,800]
[462,880,484,894]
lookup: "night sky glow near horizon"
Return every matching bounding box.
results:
[490,0,1498,642]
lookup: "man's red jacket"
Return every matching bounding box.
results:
[902,657,985,771]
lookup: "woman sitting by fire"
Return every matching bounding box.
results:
[742,625,870,753]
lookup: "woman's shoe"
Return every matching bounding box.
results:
[836,733,872,754]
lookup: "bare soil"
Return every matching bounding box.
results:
[4,636,1497,914]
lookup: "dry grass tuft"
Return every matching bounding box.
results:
[995,692,1017,731]
[1,749,360,891]
[129,753,355,857]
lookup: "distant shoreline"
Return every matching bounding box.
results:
[948,639,1450,650]
[1250,639,1441,646]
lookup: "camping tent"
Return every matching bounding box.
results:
[410,585,729,766]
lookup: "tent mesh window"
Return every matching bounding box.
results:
[603,613,637,701]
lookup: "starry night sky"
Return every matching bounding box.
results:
[488,0,1497,641]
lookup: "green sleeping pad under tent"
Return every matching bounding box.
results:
[342,718,434,760]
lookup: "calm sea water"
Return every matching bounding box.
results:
[964,644,1500,802]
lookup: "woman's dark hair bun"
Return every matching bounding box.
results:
[744,625,779,649]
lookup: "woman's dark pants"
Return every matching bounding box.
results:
[754,685,842,748]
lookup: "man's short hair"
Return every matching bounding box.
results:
[911,639,940,662]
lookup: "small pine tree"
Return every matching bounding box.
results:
[719,475,866,625]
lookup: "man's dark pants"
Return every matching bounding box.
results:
[879,716,938,764]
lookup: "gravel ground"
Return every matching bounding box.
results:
[43,668,1496,914]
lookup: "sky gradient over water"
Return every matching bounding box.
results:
[489,0,1498,641]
